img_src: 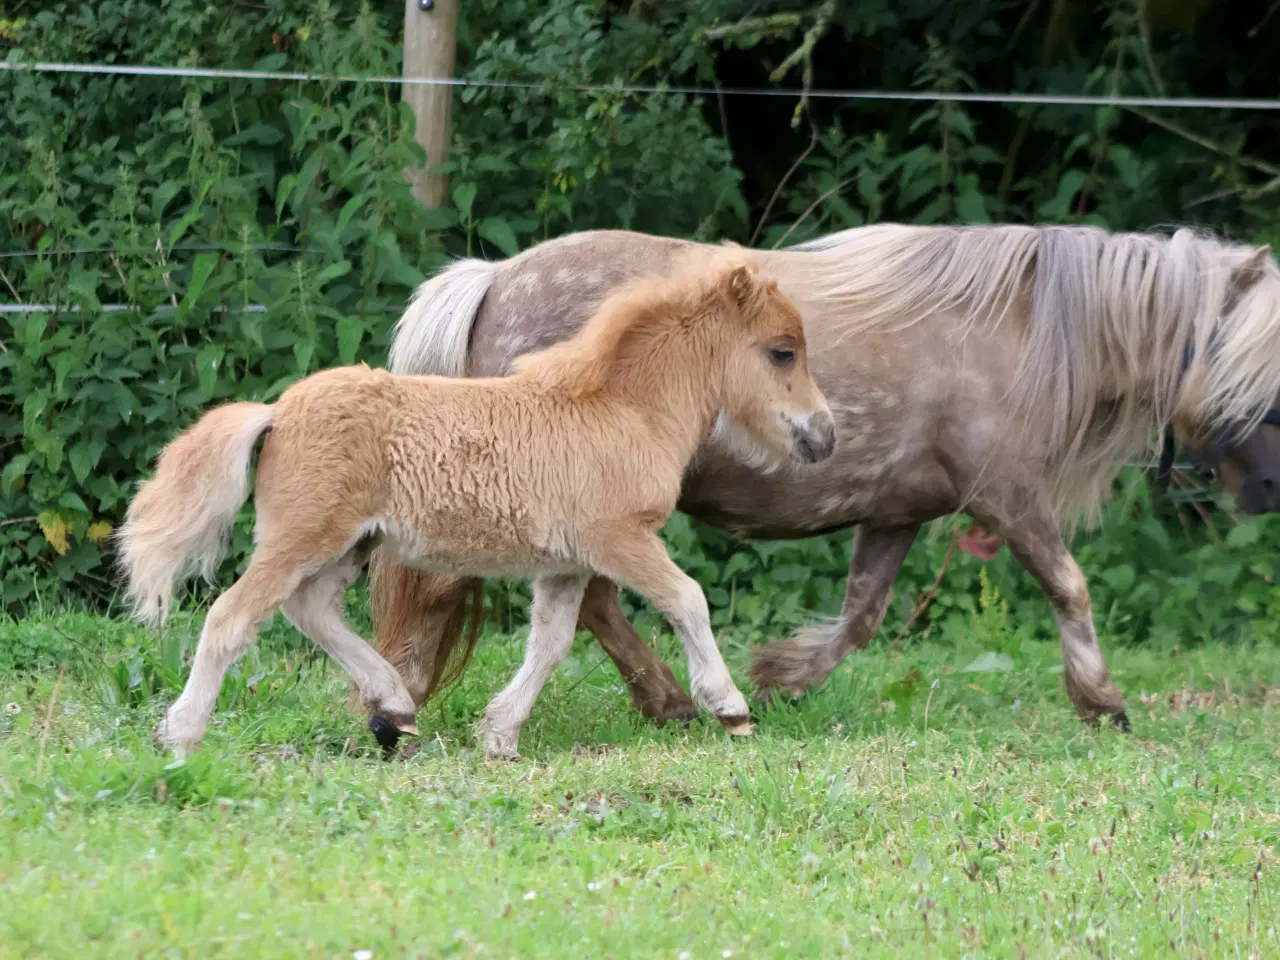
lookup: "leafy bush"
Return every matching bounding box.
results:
[3,0,1280,655]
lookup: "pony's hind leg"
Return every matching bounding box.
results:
[370,558,483,709]
[749,524,919,700]
[973,488,1128,729]
[281,550,419,746]
[479,573,590,760]
[155,556,294,752]
[578,576,698,725]
[586,529,751,734]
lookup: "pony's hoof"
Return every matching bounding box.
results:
[657,702,697,728]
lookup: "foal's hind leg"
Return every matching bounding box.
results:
[585,529,751,734]
[578,576,698,725]
[479,573,590,760]
[155,556,294,752]
[282,551,418,742]
[750,524,919,700]
[972,488,1128,729]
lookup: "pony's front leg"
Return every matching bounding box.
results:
[479,573,590,760]
[750,524,919,699]
[974,489,1128,729]
[587,530,751,735]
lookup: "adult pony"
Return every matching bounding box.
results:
[117,250,834,756]
[373,225,1280,734]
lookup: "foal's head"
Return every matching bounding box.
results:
[707,252,836,466]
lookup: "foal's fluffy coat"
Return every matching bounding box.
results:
[118,251,835,756]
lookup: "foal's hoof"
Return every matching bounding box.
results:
[718,714,754,737]
[368,713,420,752]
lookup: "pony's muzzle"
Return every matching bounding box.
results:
[790,409,836,463]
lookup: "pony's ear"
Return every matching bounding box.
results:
[719,257,763,315]
[1233,244,1273,296]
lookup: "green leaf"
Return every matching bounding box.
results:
[313,260,353,287]
[336,193,374,233]
[477,217,520,257]
[181,252,219,317]
[2,454,30,494]
[954,174,990,224]
[49,351,79,395]
[961,652,1014,674]
[68,442,95,484]
[1100,564,1135,593]
[58,491,89,514]
[1037,170,1087,222]
[336,315,364,365]
[196,343,226,398]
[452,182,478,220]
[168,204,207,247]
[1227,522,1260,548]
[419,206,460,231]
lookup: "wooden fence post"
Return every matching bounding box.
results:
[402,0,457,209]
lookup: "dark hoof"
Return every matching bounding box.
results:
[638,699,697,728]
[664,705,698,728]
[1109,711,1131,733]
[368,714,404,751]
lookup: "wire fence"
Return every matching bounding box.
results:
[3,59,1279,111]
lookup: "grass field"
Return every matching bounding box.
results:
[2,593,1279,959]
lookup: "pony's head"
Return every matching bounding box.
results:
[707,251,836,467]
[1171,243,1280,513]
[1175,389,1280,514]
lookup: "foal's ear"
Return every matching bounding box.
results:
[719,257,764,314]
[1233,244,1274,296]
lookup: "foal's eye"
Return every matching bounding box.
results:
[768,346,796,368]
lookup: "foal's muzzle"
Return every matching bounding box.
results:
[791,409,836,464]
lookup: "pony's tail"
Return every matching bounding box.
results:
[387,257,497,376]
[116,402,274,627]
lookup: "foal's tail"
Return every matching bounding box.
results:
[116,402,274,627]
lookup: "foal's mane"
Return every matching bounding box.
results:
[788,223,1280,524]
[511,246,757,397]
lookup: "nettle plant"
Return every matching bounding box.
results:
[0,3,442,609]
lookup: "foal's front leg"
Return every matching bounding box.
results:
[479,573,590,760]
[586,529,751,734]
[578,576,698,725]
[973,488,1128,729]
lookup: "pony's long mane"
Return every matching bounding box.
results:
[511,246,750,397]
[790,224,1280,525]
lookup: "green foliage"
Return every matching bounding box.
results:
[3,0,1280,654]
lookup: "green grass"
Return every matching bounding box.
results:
[2,591,1280,958]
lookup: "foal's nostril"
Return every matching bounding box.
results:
[1263,478,1275,492]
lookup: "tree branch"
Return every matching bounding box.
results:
[1124,107,1280,178]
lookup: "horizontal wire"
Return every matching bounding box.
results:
[3,60,1279,110]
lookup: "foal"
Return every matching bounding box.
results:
[118,251,835,757]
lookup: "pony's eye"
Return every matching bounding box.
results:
[769,346,795,368]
